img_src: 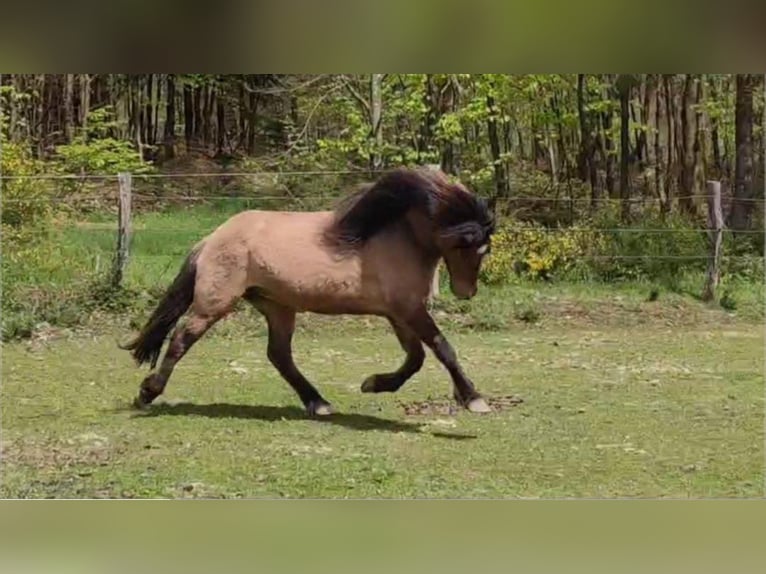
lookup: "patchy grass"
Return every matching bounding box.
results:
[2,300,762,498]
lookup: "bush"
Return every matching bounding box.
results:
[585,209,708,283]
[53,107,154,178]
[1,225,108,340]
[1,141,51,228]
[478,208,747,287]
[481,219,605,284]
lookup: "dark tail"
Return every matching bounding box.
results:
[119,245,201,369]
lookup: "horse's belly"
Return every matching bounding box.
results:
[251,269,381,314]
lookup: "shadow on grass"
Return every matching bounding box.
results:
[130,402,476,440]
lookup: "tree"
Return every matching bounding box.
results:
[164,74,176,159]
[731,74,756,230]
[617,74,636,221]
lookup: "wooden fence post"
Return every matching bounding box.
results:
[701,180,723,302]
[112,172,132,288]
[426,163,441,302]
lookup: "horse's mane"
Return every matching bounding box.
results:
[325,167,494,248]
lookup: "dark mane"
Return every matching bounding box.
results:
[325,167,494,248]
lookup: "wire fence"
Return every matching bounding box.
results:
[4,193,766,205]
[4,172,764,263]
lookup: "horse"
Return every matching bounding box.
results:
[120,167,496,416]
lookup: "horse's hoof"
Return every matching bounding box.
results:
[307,401,334,416]
[360,375,377,393]
[466,397,492,414]
[132,395,151,411]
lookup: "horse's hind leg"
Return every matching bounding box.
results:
[135,311,222,407]
[360,319,424,393]
[247,296,333,416]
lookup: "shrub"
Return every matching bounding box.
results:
[587,209,708,282]
[1,141,51,228]
[481,219,605,284]
[52,106,154,179]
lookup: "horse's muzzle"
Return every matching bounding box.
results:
[451,284,478,300]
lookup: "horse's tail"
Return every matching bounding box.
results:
[119,244,202,369]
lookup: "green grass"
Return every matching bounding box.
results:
[2,203,764,497]
[2,301,763,498]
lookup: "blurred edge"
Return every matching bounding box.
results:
[0,0,765,71]
[0,501,765,574]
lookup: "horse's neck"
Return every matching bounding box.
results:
[403,212,441,256]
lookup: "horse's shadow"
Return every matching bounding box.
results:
[130,402,476,440]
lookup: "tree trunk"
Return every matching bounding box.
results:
[663,75,675,213]
[633,88,645,166]
[731,74,756,230]
[420,74,437,159]
[577,74,600,205]
[678,74,698,215]
[144,74,154,146]
[203,85,214,150]
[193,85,203,147]
[153,77,161,146]
[618,75,632,221]
[552,93,569,180]
[80,74,91,139]
[486,92,509,208]
[370,73,384,171]
[64,73,75,141]
[643,74,658,197]
[238,82,246,151]
[654,76,666,206]
[164,75,176,159]
[439,76,458,174]
[604,117,616,197]
[183,82,194,151]
[708,76,723,179]
[248,87,258,154]
[129,76,143,154]
[8,75,19,141]
[216,94,226,155]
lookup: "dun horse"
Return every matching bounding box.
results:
[121,167,496,415]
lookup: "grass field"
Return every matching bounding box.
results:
[2,287,763,498]
[2,201,764,497]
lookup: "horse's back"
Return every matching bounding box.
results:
[198,209,370,311]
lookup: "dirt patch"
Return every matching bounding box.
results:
[535,296,741,329]
[2,435,122,473]
[399,394,524,416]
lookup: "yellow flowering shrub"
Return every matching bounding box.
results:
[481,220,606,284]
[1,141,50,228]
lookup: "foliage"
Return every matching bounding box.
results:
[2,74,764,338]
[1,91,51,228]
[0,141,50,228]
[53,106,154,178]
[585,208,708,283]
[481,220,606,284]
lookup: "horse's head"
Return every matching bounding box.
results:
[433,181,495,300]
[326,167,495,300]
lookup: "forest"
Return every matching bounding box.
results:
[2,74,764,225]
[1,74,764,338]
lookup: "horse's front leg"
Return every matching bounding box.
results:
[404,306,491,413]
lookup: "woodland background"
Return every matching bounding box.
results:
[1,74,764,337]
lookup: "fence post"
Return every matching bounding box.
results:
[426,163,441,302]
[112,172,132,288]
[701,180,723,302]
